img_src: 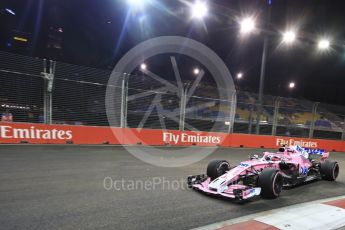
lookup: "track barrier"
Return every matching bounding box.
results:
[0,122,344,151]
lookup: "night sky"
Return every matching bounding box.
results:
[0,0,345,105]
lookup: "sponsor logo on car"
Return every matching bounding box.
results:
[242,187,261,199]
[240,163,250,167]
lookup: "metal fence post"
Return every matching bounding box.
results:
[178,89,183,130]
[49,60,55,124]
[120,73,127,128]
[42,60,55,124]
[183,88,187,131]
[179,84,188,131]
[180,87,187,131]
[271,97,280,136]
[124,75,128,128]
[248,105,253,134]
[43,59,47,124]
[342,116,345,140]
[228,91,236,133]
[309,102,319,138]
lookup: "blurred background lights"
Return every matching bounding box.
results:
[127,0,147,9]
[289,82,295,89]
[191,1,208,19]
[240,17,255,34]
[140,63,147,70]
[282,31,296,43]
[5,8,15,15]
[318,39,330,50]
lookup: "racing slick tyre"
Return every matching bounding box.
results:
[207,160,230,180]
[258,168,283,199]
[320,161,339,181]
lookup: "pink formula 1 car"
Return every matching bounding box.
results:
[187,146,339,200]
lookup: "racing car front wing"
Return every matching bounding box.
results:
[187,174,261,200]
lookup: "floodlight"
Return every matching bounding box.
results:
[289,82,295,89]
[282,31,296,43]
[191,1,208,19]
[140,63,147,70]
[240,17,255,34]
[318,39,330,50]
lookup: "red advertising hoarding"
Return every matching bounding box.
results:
[0,122,344,151]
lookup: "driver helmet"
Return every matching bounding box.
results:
[265,155,281,161]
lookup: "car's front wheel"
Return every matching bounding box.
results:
[207,160,230,180]
[258,168,283,199]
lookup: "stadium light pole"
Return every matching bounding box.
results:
[255,35,269,134]
[254,1,272,135]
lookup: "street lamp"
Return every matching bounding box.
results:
[289,81,295,89]
[140,63,147,70]
[193,68,200,75]
[127,0,144,6]
[191,1,208,19]
[237,72,243,79]
[282,31,296,44]
[127,0,148,10]
[240,17,255,34]
[318,39,330,50]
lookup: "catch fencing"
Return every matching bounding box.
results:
[0,51,344,140]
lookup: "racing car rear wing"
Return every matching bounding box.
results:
[296,146,330,159]
[303,147,326,155]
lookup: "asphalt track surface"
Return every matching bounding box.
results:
[0,145,345,230]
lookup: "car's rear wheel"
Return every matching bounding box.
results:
[207,160,230,180]
[320,161,339,181]
[258,168,283,199]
